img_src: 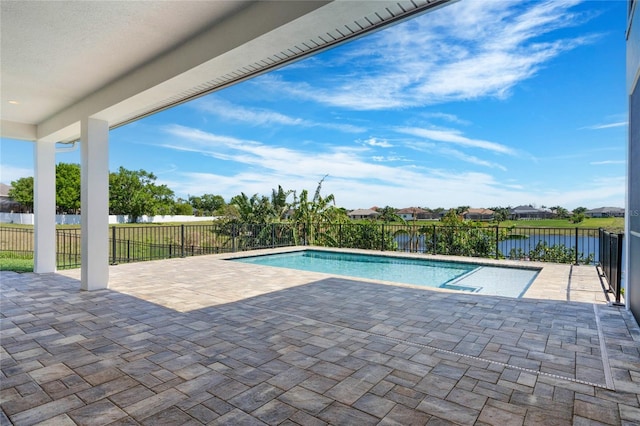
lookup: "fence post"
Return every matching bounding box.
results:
[59,231,64,270]
[598,228,603,265]
[381,224,385,252]
[111,226,116,264]
[574,227,579,265]
[616,233,624,304]
[339,224,342,248]
[232,224,237,252]
[432,224,437,255]
[607,232,614,293]
[495,226,499,259]
[271,224,275,248]
[181,224,185,258]
[61,231,64,269]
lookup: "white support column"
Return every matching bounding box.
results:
[80,118,109,290]
[34,141,56,273]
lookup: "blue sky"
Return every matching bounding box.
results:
[0,0,628,210]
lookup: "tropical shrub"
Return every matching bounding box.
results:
[509,241,594,264]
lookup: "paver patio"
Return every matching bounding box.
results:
[2,248,640,425]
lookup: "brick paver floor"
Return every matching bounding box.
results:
[2,248,640,425]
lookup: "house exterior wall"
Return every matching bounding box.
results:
[627,0,640,322]
[417,213,440,220]
[464,213,494,221]
[509,211,552,220]
[585,209,625,218]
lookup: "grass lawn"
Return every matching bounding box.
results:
[1,217,625,231]
[0,256,34,273]
[381,217,624,231]
[497,217,624,231]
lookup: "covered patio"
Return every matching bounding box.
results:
[0,0,454,291]
[2,0,640,424]
[2,251,640,424]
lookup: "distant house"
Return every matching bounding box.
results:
[462,208,495,221]
[396,207,436,220]
[438,210,451,219]
[0,183,28,213]
[585,207,625,218]
[348,209,381,220]
[420,211,441,220]
[509,205,553,220]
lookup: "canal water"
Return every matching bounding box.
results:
[393,233,620,265]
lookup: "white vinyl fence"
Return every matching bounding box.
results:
[0,213,218,225]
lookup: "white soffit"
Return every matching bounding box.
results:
[0,0,453,143]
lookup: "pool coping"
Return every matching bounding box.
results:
[215,246,609,303]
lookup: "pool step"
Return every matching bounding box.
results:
[440,282,483,293]
[440,267,484,293]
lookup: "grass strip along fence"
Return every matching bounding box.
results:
[1,222,617,267]
[0,226,35,273]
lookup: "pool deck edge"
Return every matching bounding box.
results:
[214,246,609,304]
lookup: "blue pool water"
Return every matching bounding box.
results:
[230,250,540,298]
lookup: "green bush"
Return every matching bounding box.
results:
[509,241,594,264]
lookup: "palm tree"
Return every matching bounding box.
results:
[230,192,273,223]
[378,206,404,223]
[551,206,570,219]
[291,176,347,244]
[489,206,510,223]
[271,185,294,221]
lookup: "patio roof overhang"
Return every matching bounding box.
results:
[1,0,453,143]
[1,0,457,290]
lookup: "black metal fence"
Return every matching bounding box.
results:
[599,228,625,304]
[57,229,81,269]
[0,227,34,260]
[108,223,299,266]
[342,223,599,264]
[1,222,605,270]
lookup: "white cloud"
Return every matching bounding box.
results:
[156,124,622,210]
[192,98,366,133]
[162,125,423,186]
[420,112,470,126]
[539,176,625,208]
[397,127,516,156]
[194,98,303,126]
[0,164,33,184]
[166,167,531,210]
[590,160,625,165]
[260,0,593,110]
[371,156,407,163]
[361,137,393,148]
[584,122,628,130]
[438,148,508,171]
[155,164,178,175]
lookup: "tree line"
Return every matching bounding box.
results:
[7,165,347,224]
[8,163,590,224]
[9,164,181,222]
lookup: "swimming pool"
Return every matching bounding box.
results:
[230,250,540,298]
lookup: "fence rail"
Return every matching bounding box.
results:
[0,227,34,260]
[1,222,609,271]
[599,228,624,304]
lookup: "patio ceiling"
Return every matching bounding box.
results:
[1,0,452,143]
